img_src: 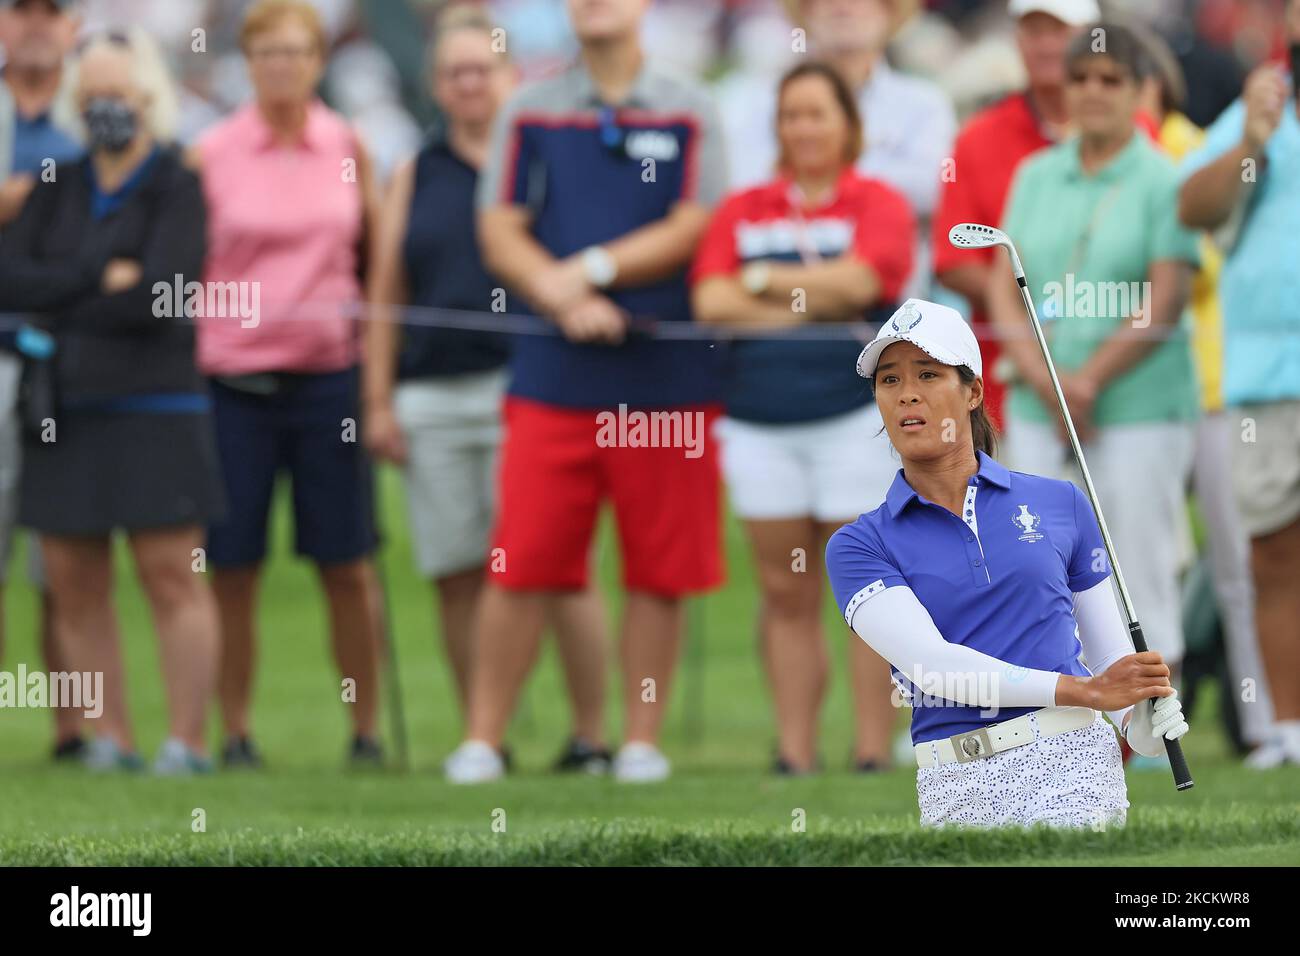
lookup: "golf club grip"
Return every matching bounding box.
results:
[1130,621,1195,791]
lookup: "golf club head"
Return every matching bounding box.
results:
[948,222,1011,250]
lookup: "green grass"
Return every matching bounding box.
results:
[1,469,1297,866]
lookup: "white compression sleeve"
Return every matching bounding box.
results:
[847,586,1060,710]
[1072,578,1137,732]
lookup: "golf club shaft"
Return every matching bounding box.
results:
[1005,252,1193,790]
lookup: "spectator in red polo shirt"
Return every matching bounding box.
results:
[444,0,727,784]
[931,0,1098,426]
[692,62,913,774]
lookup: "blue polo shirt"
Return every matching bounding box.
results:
[825,451,1109,744]
[477,60,728,409]
[1180,89,1300,405]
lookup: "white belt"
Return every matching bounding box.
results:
[915,706,1096,769]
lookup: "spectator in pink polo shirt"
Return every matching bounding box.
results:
[188,0,385,769]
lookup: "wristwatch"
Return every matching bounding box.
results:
[581,245,618,289]
[741,261,771,296]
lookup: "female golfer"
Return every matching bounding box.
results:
[825,297,1189,827]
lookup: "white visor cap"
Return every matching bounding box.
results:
[856,298,983,380]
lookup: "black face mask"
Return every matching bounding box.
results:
[83,97,138,153]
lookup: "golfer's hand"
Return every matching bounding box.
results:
[1060,651,1173,712]
[364,401,408,465]
[1241,65,1288,152]
[555,294,627,345]
[1125,689,1190,758]
[102,258,143,294]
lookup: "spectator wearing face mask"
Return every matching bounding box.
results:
[0,26,224,774]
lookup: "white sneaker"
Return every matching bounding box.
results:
[444,740,505,784]
[83,737,144,773]
[1244,739,1291,770]
[613,742,670,783]
[153,737,214,775]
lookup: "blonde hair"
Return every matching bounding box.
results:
[75,26,180,142]
[240,0,328,57]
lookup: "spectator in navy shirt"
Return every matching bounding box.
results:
[363,5,612,775]
[692,61,913,775]
[445,0,728,784]
[0,0,83,762]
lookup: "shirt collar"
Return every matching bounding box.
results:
[1062,129,1144,182]
[569,57,654,109]
[249,99,330,152]
[885,451,1012,518]
[772,166,858,211]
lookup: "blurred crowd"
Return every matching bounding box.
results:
[0,0,1297,782]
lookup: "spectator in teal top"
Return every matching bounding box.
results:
[987,21,1201,699]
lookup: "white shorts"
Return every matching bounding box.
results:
[715,404,898,522]
[917,713,1129,828]
[394,370,507,579]
[1003,414,1195,663]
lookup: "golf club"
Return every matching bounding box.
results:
[949,222,1194,791]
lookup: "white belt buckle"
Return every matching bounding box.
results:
[952,727,994,762]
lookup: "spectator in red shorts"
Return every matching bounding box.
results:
[930,0,1097,426]
[692,62,914,774]
[443,0,728,784]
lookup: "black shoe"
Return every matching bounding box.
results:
[853,757,888,773]
[52,736,86,762]
[553,736,612,775]
[221,735,265,769]
[348,735,384,768]
[772,755,818,777]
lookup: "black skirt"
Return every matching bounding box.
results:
[19,411,227,535]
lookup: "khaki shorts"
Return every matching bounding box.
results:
[395,370,507,579]
[1230,400,1300,538]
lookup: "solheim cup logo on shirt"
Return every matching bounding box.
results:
[890,301,923,333]
[1012,504,1044,543]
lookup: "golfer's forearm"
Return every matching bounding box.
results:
[1179,143,1253,230]
[763,258,881,317]
[692,277,810,327]
[848,586,1060,708]
[1073,580,1137,730]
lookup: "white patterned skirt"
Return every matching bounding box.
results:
[916,713,1129,828]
